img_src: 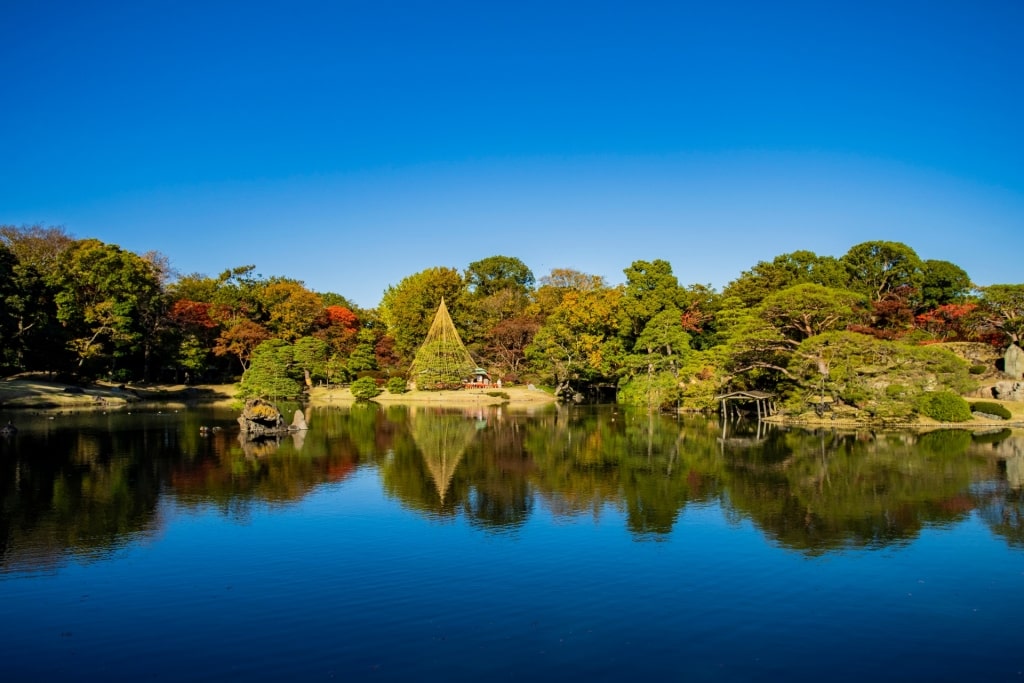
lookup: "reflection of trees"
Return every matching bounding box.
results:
[379,408,466,518]
[6,406,1024,570]
[0,420,167,571]
[379,407,536,530]
[170,407,369,514]
[524,407,726,535]
[459,412,534,531]
[968,432,1024,546]
[409,409,477,502]
[975,485,1024,547]
[720,428,991,554]
[0,408,366,570]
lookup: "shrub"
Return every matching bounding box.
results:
[486,390,510,400]
[969,364,988,375]
[617,371,683,409]
[386,377,409,394]
[350,376,383,400]
[969,401,1012,420]
[915,391,972,422]
[866,399,916,422]
[884,384,910,399]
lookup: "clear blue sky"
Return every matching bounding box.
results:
[2,0,1022,308]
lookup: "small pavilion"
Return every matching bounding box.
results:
[714,390,776,420]
[466,368,491,388]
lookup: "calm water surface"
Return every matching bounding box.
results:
[1,403,1023,681]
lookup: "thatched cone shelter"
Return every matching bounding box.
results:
[409,298,477,390]
[409,412,478,503]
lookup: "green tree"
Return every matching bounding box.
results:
[346,327,379,374]
[977,284,1024,345]
[0,254,62,373]
[760,283,865,342]
[239,339,302,398]
[719,284,863,385]
[464,255,535,298]
[168,272,220,304]
[463,256,535,357]
[0,245,21,371]
[0,224,74,273]
[724,250,847,307]
[618,308,692,408]
[293,336,329,386]
[527,286,624,391]
[679,282,722,350]
[319,291,357,310]
[49,239,163,376]
[210,265,267,325]
[840,240,923,303]
[619,259,684,340]
[350,376,383,400]
[920,259,972,311]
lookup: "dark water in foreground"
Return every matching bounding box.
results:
[1,403,1023,681]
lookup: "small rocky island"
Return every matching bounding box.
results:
[237,398,307,439]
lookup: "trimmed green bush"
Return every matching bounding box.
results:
[969,401,1012,420]
[350,376,383,400]
[386,377,409,394]
[486,390,510,400]
[915,391,972,422]
[969,364,988,375]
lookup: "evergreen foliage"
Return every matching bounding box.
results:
[386,377,409,394]
[350,376,382,400]
[238,339,302,399]
[915,391,972,422]
[618,370,683,409]
[785,332,976,419]
[969,401,1012,419]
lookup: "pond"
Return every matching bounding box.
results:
[1,403,1023,681]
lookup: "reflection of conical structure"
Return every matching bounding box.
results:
[410,412,478,502]
[409,298,477,389]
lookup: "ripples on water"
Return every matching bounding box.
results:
[1,404,1023,681]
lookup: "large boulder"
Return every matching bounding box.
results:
[1005,344,1024,380]
[237,398,288,439]
[991,381,1024,402]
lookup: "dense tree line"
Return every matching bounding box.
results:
[2,224,1022,409]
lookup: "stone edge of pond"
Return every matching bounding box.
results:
[763,415,1024,431]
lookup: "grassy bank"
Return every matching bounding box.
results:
[308,384,557,409]
[0,375,236,410]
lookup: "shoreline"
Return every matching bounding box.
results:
[307,384,558,409]
[0,377,558,413]
[5,376,1019,430]
[0,377,237,411]
[764,418,1024,431]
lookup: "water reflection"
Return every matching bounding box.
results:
[2,405,1024,570]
